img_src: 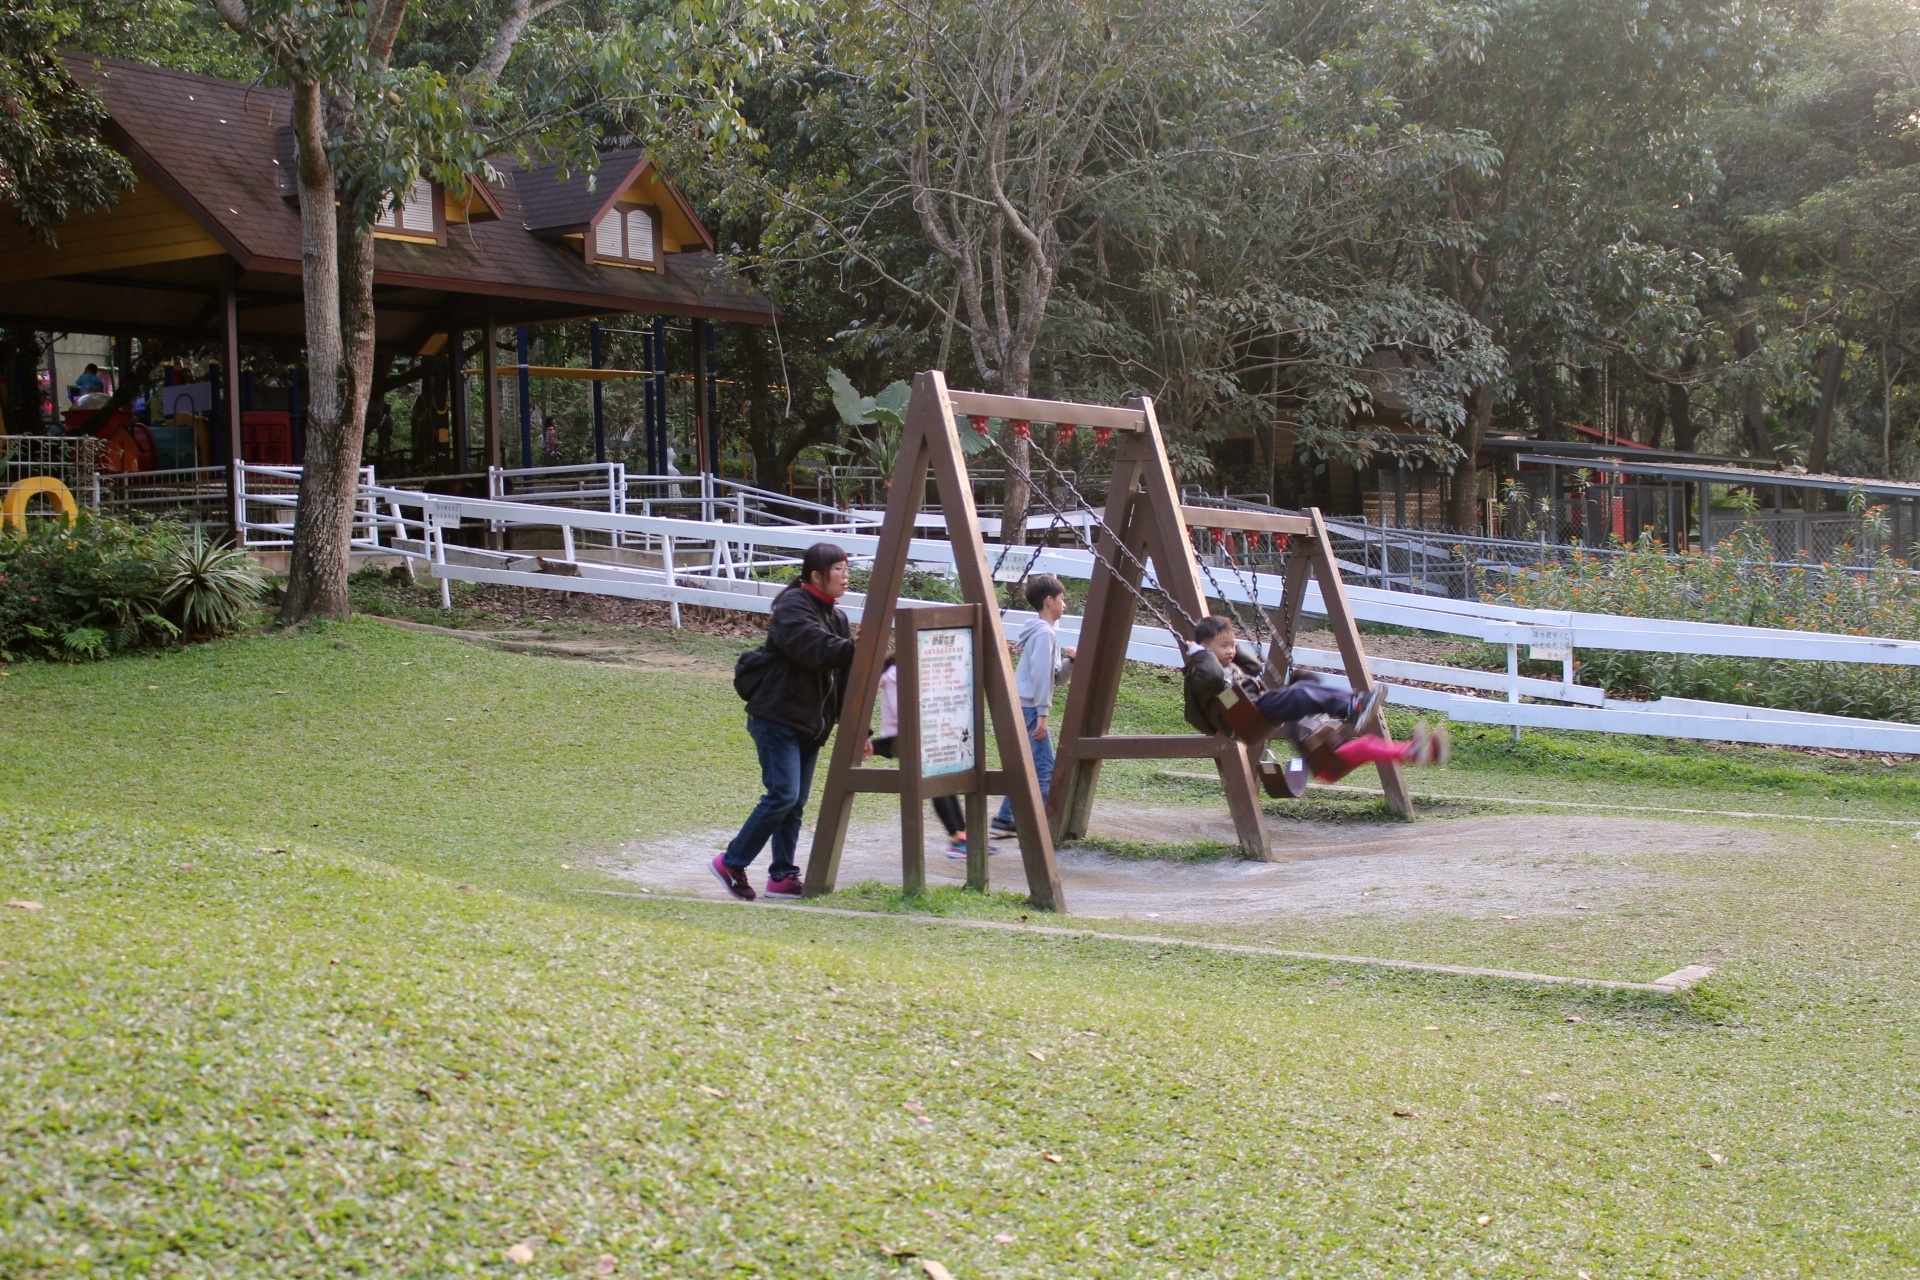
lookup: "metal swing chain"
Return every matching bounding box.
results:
[1010,424,1205,637]
[965,416,1195,648]
[1193,526,1264,641]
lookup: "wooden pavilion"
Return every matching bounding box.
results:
[0,54,774,499]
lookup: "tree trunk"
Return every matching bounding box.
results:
[1808,230,1852,476]
[279,80,351,622]
[1809,343,1844,474]
[1445,383,1495,532]
[998,361,1032,547]
[1732,302,1770,460]
[1531,356,1560,440]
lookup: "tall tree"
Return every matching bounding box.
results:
[199,0,783,620]
[1397,0,1767,525]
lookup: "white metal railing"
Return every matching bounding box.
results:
[235,462,383,549]
[310,476,1920,755]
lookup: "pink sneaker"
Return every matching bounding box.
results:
[710,854,756,901]
[765,873,804,897]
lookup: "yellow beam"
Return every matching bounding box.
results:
[463,364,646,381]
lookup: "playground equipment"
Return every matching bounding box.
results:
[803,371,1067,910]
[3,475,80,531]
[940,379,1413,860]
[802,372,1408,903]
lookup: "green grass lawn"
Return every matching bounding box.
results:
[5,620,1920,1276]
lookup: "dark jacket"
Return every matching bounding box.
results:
[747,581,857,743]
[1182,643,1264,736]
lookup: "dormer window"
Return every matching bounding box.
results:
[374,178,445,244]
[589,202,658,269]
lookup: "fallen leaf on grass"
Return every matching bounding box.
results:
[505,1241,535,1265]
[902,1101,926,1115]
[1500,914,1519,921]
[1707,1152,1727,1167]
[921,1262,954,1280]
[1041,1151,1063,1164]
[1423,1025,1440,1031]
[993,1233,1015,1244]
[1028,1050,1047,1062]
[1564,1015,1585,1024]
[827,984,843,994]
[414,1085,434,1102]
[696,1085,726,1098]
[1540,1092,1569,1105]
[178,863,195,871]
[1392,1110,1415,1118]
[970,1029,984,1039]
[948,1059,960,1069]
[5,900,43,911]
[1476,1215,1492,1226]
[882,1246,919,1260]
[596,1254,617,1276]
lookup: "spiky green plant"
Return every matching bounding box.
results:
[160,529,265,638]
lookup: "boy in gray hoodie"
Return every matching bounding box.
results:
[991,575,1076,837]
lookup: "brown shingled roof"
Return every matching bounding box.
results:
[52,53,771,332]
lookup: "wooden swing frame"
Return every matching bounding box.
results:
[803,369,1410,911]
[1045,399,1414,860]
[803,370,1082,910]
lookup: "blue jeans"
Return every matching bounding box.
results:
[1254,681,1354,725]
[725,717,822,879]
[995,706,1055,828]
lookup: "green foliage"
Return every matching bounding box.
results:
[159,527,266,638]
[0,2,136,238]
[0,516,177,661]
[1490,527,1920,720]
[0,517,267,661]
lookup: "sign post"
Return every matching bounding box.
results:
[894,603,989,894]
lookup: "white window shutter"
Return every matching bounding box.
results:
[595,210,624,259]
[374,201,399,229]
[625,209,654,263]
[400,178,435,233]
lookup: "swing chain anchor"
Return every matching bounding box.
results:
[1011,419,1031,439]
[968,414,990,435]
[1092,426,1112,447]
[1057,422,1075,442]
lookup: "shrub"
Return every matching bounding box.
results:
[0,517,263,661]
[161,528,267,638]
[1488,527,1920,722]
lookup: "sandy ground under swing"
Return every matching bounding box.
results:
[601,803,1778,922]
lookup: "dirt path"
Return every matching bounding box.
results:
[601,800,1772,922]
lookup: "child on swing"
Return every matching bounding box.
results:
[1181,615,1447,778]
[874,653,972,858]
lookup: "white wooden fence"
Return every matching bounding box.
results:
[253,463,1920,756]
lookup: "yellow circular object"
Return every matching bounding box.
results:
[3,476,80,531]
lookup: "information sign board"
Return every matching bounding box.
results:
[916,625,976,776]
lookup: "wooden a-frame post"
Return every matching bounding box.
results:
[1047,403,1412,861]
[803,370,1067,911]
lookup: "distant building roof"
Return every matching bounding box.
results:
[0,55,773,342]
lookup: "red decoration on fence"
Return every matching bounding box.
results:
[1056,422,1076,442]
[968,415,989,435]
[1011,419,1031,439]
[1093,427,1112,446]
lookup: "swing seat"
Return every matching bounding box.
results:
[1214,685,1272,744]
[1258,754,1310,799]
[1294,718,1360,784]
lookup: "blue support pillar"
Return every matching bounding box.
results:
[516,325,532,466]
[703,320,719,475]
[652,314,668,472]
[590,321,606,464]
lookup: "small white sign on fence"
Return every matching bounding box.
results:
[917,625,977,777]
[992,547,1042,584]
[1528,627,1575,662]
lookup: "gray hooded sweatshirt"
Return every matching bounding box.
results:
[1012,616,1071,710]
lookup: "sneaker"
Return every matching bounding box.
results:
[1406,722,1431,765]
[1428,722,1451,767]
[765,873,804,897]
[946,834,971,859]
[709,854,756,901]
[989,820,1018,839]
[1346,687,1384,733]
